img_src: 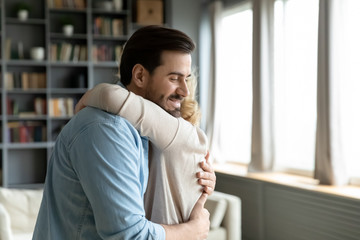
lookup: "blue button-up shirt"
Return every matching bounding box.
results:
[33,107,165,240]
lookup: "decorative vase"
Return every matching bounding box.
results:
[18,10,28,21]
[63,25,74,36]
[113,0,123,11]
[30,47,45,61]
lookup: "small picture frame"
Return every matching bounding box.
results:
[136,0,164,25]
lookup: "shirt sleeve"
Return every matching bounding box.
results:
[69,117,165,240]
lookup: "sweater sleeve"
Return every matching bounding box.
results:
[84,83,180,150]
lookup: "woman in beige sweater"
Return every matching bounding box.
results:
[75,77,210,225]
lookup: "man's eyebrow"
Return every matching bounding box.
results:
[168,72,192,78]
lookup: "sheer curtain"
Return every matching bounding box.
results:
[314,0,348,185]
[248,0,275,172]
[201,0,358,185]
[273,0,318,174]
[199,0,223,162]
[338,1,360,184]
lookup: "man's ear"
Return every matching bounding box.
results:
[132,64,148,88]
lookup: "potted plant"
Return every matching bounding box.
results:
[60,17,74,36]
[15,2,30,21]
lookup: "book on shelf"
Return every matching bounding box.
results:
[92,44,123,62]
[112,19,124,36]
[51,43,87,62]
[79,45,87,61]
[48,0,86,9]
[93,17,124,36]
[5,72,47,90]
[34,97,47,115]
[7,121,47,143]
[49,98,75,117]
[72,45,80,62]
[5,38,40,60]
[5,73,14,90]
[18,42,24,60]
[5,38,12,60]
[7,97,47,116]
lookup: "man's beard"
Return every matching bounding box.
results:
[167,108,181,118]
[145,91,182,118]
[166,94,182,117]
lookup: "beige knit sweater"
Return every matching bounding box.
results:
[84,83,208,224]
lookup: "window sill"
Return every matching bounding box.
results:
[213,162,360,201]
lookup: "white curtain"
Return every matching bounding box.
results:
[200,0,352,185]
[248,0,275,172]
[199,0,224,163]
[315,0,349,185]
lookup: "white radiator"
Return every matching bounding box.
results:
[215,173,360,240]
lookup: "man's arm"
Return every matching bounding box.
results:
[70,116,165,239]
[162,194,210,240]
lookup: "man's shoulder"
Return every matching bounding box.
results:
[62,107,140,141]
[73,107,129,126]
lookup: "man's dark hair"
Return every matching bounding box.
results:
[119,25,195,86]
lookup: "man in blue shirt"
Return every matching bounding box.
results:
[33,26,215,240]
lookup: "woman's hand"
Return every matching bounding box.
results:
[197,152,216,195]
[74,90,91,114]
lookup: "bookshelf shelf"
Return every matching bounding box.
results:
[6,18,47,25]
[7,114,48,120]
[50,88,87,94]
[8,183,45,189]
[49,116,73,120]
[49,62,88,67]
[93,61,119,68]
[92,35,128,41]
[6,60,47,66]
[1,0,168,189]
[49,8,87,13]
[6,89,47,94]
[50,32,88,40]
[92,9,130,15]
[7,142,49,149]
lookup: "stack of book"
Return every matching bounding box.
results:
[5,72,47,90]
[48,98,75,117]
[50,43,87,62]
[47,0,86,9]
[93,17,124,36]
[7,97,47,116]
[92,44,123,62]
[7,121,47,143]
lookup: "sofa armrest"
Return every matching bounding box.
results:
[0,187,43,235]
[205,193,228,229]
[207,191,241,240]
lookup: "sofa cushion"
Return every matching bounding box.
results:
[205,194,227,229]
[0,203,13,240]
[207,226,226,240]
[0,188,43,234]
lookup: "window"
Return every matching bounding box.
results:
[338,0,360,183]
[273,0,319,173]
[217,3,253,163]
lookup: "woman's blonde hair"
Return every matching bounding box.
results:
[180,73,201,126]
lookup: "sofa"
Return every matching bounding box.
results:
[206,191,242,240]
[0,187,43,240]
[0,188,240,240]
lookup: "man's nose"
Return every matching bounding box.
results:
[176,79,190,98]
